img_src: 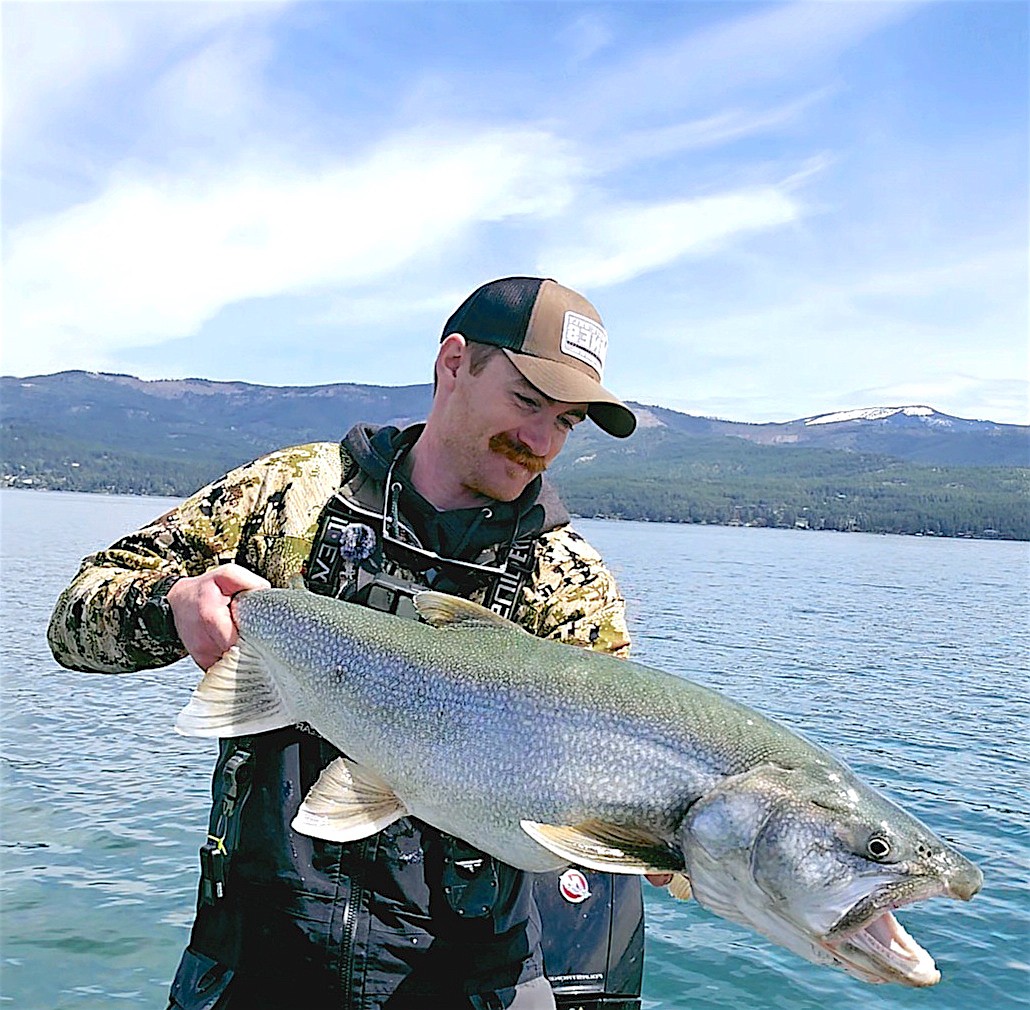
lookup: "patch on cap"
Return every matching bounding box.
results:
[560,311,608,380]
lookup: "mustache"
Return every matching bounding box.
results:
[488,434,548,475]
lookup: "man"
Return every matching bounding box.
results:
[48,277,652,1009]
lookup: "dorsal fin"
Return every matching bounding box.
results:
[413,591,524,633]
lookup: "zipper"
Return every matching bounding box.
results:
[339,838,369,1001]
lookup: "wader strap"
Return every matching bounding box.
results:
[483,533,537,621]
[304,490,380,599]
[304,488,539,622]
[199,747,253,904]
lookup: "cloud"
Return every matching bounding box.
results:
[145,21,277,143]
[4,0,1019,431]
[2,2,288,145]
[1,126,579,377]
[558,11,617,66]
[541,187,802,288]
[601,89,834,172]
[841,377,1029,426]
[574,0,922,125]
[617,241,1029,426]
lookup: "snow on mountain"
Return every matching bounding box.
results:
[632,406,667,429]
[805,406,939,427]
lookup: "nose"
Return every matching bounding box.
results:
[517,415,555,458]
[945,857,983,901]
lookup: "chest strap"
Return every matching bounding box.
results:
[305,487,539,622]
[482,532,536,620]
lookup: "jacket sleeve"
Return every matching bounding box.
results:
[46,443,340,674]
[516,525,631,657]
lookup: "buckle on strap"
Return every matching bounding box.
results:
[199,749,253,904]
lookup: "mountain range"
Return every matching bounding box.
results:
[2,370,1028,539]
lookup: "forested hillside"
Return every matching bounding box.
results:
[3,371,1027,539]
[549,430,1027,539]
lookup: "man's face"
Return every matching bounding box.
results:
[440,351,587,503]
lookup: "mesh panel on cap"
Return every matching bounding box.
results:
[441,277,545,350]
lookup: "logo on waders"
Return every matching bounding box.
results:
[558,868,591,904]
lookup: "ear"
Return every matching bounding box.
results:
[435,333,468,391]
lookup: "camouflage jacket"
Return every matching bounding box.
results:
[48,441,631,673]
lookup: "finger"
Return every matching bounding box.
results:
[212,564,270,595]
[192,624,237,671]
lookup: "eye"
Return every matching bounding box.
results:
[866,835,893,861]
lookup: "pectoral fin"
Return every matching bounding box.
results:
[292,756,407,842]
[174,640,295,738]
[520,819,684,874]
[667,872,693,901]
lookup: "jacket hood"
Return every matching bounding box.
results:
[340,423,570,551]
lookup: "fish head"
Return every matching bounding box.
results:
[680,761,982,986]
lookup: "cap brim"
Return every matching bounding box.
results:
[502,350,636,438]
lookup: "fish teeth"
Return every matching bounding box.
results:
[843,911,940,985]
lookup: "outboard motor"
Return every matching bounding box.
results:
[534,870,644,1009]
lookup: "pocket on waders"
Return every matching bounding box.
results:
[166,948,234,1010]
[441,836,500,919]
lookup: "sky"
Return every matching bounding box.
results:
[2,1,1027,425]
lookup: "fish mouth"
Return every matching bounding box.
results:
[820,879,945,986]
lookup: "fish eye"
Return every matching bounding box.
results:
[866,835,893,861]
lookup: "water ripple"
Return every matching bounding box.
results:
[2,495,1027,1009]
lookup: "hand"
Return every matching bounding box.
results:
[167,563,270,670]
[647,872,693,901]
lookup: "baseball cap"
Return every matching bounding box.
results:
[441,276,636,438]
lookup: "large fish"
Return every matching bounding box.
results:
[176,588,982,987]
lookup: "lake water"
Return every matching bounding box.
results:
[1,489,1027,1009]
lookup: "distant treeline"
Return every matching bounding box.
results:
[4,423,1028,540]
[550,435,1030,540]
[557,474,1027,539]
[1,425,228,498]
